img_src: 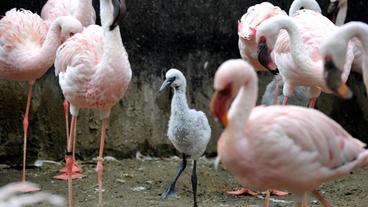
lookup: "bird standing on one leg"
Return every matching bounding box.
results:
[55,0,130,206]
[159,69,211,207]
[0,9,82,192]
[40,0,97,180]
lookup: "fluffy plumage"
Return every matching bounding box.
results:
[163,69,211,159]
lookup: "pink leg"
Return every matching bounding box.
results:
[227,188,260,196]
[264,190,270,207]
[282,96,289,105]
[308,98,317,108]
[19,83,40,192]
[312,190,332,207]
[97,118,109,207]
[66,116,76,207]
[273,77,280,105]
[54,115,84,180]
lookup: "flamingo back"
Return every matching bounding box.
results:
[238,2,286,39]
[274,10,336,61]
[0,9,47,53]
[56,24,131,112]
[41,0,96,27]
[55,25,103,76]
[221,105,368,193]
[248,105,366,170]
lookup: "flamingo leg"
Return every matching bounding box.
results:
[19,83,40,192]
[303,193,308,207]
[312,190,332,207]
[308,97,317,108]
[54,114,84,180]
[161,153,187,199]
[191,160,198,207]
[263,190,270,207]
[273,76,280,105]
[282,96,289,105]
[227,188,259,196]
[66,115,77,207]
[97,118,109,207]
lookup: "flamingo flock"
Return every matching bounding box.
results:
[1,0,368,207]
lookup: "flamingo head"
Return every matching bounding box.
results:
[238,2,286,41]
[159,69,187,92]
[58,16,83,41]
[211,59,255,127]
[323,54,353,99]
[256,35,279,75]
[320,33,353,99]
[110,0,127,31]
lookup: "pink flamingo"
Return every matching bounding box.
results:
[54,0,130,206]
[0,9,82,192]
[321,21,368,98]
[41,0,96,27]
[238,2,285,73]
[41,0,96,181]
[256,11,354,108]
[210,59,368,207]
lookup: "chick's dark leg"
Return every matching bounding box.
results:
[191,160,198,207]
[161,153,187,198]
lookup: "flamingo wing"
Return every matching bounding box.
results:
[249,105,366,172]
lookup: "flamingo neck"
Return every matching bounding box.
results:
[278,18,318,76]
[37,19,63,67]
[340,23,368,90]
[100,0,125,62]
[228,75,258,132]
[289,0,321,16]
[335,1,347,26]
[74,0,94,26]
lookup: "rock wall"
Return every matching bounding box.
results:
[0,0,367,165]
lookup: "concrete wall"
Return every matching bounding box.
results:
[0,0,368,165]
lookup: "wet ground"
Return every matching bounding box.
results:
[0,155,367,207]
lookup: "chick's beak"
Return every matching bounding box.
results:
[210,91,229,127]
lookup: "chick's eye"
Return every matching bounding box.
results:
[69,32,75,37]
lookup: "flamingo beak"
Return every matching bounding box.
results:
[110,0,127,30]
[159,77,175,92]
[324,59,353,99]
[327,1,339,23]
[210,90,231,127]
[257,38,279,75]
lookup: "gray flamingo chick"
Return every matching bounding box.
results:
[159,68,211,207]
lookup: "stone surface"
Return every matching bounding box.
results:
[0,0,368,165]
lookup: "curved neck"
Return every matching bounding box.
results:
[37,19,63,66]
[278,18,316,72]
[228,76,258,132]
[336,2,347,26]
[289,0,321,16]
[340,23,368,89]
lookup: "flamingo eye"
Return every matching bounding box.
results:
[69,32,75,37]
[219,83,233,97]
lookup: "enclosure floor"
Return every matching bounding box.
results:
[0,157,367,207]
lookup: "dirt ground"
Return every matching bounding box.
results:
[0,155,367,207]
